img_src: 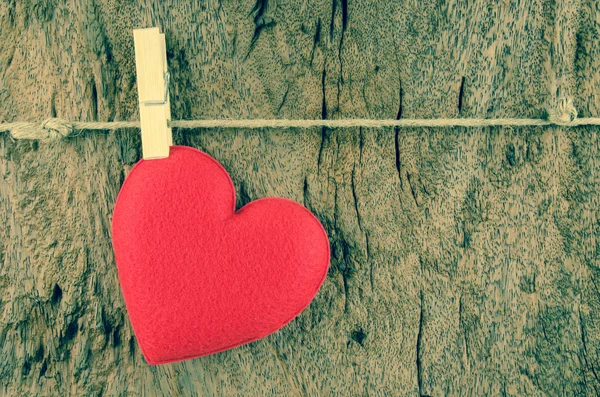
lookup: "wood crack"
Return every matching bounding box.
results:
[318,67,328,170]
[394,82,403,189]
[416,290,425,396]
[458,76,465,114]
[351,162,362,231]
[309,18,322,67]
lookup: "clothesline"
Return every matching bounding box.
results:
[0,98,593,141]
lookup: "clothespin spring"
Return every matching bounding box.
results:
[143,72,170,106]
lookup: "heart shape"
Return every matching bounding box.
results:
[111,146,330,365]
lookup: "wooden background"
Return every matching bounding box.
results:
[1,0,600,395]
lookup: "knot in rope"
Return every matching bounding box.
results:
[10,118,73,140]
[548,97,578,125]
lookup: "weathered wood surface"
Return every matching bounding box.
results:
[1,0,600,395]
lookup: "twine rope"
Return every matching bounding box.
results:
[1,98,595,141]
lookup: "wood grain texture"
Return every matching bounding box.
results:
[1,0,600,395]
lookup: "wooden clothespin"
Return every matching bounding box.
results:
[133,27,172,159]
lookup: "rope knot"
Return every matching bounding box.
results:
[547,97,578,125]
[10,118,73,141]
[40,118,73,139]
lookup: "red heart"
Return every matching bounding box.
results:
[111,146,330,365]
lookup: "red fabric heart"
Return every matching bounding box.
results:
[111,146,330,365]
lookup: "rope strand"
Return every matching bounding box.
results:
[1,98,597,140]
